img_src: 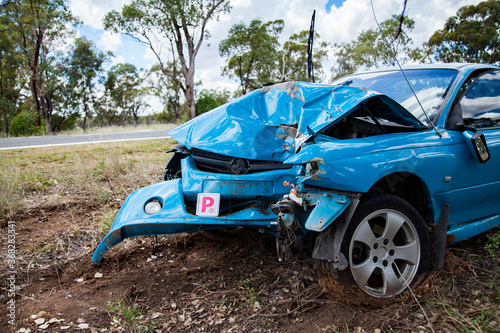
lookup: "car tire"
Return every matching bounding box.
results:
[317,193,430,307]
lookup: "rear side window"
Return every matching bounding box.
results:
[458,71,500,129]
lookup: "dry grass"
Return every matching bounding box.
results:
[0,138,498,332]
[0,139,176,273]
[59,123,177,136]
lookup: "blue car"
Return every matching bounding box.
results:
[93,64,500,304]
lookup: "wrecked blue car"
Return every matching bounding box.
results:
[93,64,500,303]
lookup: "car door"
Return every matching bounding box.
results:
[447,70,500,225]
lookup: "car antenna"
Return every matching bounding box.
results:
[307,10,316,83]
[369,0,442,138]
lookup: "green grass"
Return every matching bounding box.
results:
[107,299,158,332]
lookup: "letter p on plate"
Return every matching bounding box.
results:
[196,193,220,217]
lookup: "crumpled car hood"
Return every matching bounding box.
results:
[169,82,424,161]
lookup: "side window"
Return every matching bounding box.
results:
[454,70,500,129]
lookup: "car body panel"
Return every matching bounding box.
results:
[91,179,282,263]
[93,64,500,264]
[169,82,423,162]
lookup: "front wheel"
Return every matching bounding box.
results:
[317,194,430,306]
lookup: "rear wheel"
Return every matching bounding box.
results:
[317,194,430,306]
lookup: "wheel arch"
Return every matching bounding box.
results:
[367,172,433,224]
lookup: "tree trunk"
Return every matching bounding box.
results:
[40,92,54,134]
[186,67,196,119]
[44,112,53,134]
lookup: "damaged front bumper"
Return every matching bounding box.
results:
[92,154,354,263]
[92,156,299,263]
[92,178,281,263]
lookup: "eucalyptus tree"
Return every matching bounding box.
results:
[219,19,284,95]
[148,63,185,122]
[276,30,329,82]
[105,63,148,126]
[104,0,231,120]
[65,37,110,130]
[219,19,330,93]
[5,0,77,134]
[0,9,25,135]
[427,0,500,64]
[331,15,418,80]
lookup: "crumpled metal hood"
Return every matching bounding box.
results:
[169,82,423,161]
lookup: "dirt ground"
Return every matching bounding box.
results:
[0,142,499,332]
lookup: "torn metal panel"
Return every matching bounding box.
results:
[169,82,423,162]
[302,193,350,232]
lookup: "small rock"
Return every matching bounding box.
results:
[150,312,162,319]
[34,318,45,325]
[75,278,84,283]
[94,272,103,278]
[78,323,89,329]
[34,311,50,319]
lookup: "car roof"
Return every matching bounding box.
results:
[350,63,499,75]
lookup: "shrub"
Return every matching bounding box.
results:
[10,111,44,137]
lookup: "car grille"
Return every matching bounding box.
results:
[191,148,293,175]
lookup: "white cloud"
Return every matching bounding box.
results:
[72,0,486,93]
[98,31,122,52]
[143,47,158,64]
[69,0,128,30]
[110,54,126,66]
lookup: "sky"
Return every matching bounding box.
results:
[67,0,482,112]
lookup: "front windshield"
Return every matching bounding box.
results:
[333,69,459,125]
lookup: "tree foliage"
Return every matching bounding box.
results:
[195,90,218,116]
[104,0,231,120]
[427,0,500,64]
[148,63,185,122]
[278,30,329,82]
[219,19,329,94]
[10,110,43,136]
[4,0,77,134]
[0,9,25,135]
[65,37,110,130]
[331,15,419,80]
[219,19,284,94]
[194,89,230,116]
[105,63,149,126]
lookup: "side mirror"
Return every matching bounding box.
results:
[462,130,490,163]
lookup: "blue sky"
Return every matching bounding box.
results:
[326,0,347,13]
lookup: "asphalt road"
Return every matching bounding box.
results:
[0,129,172,150]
